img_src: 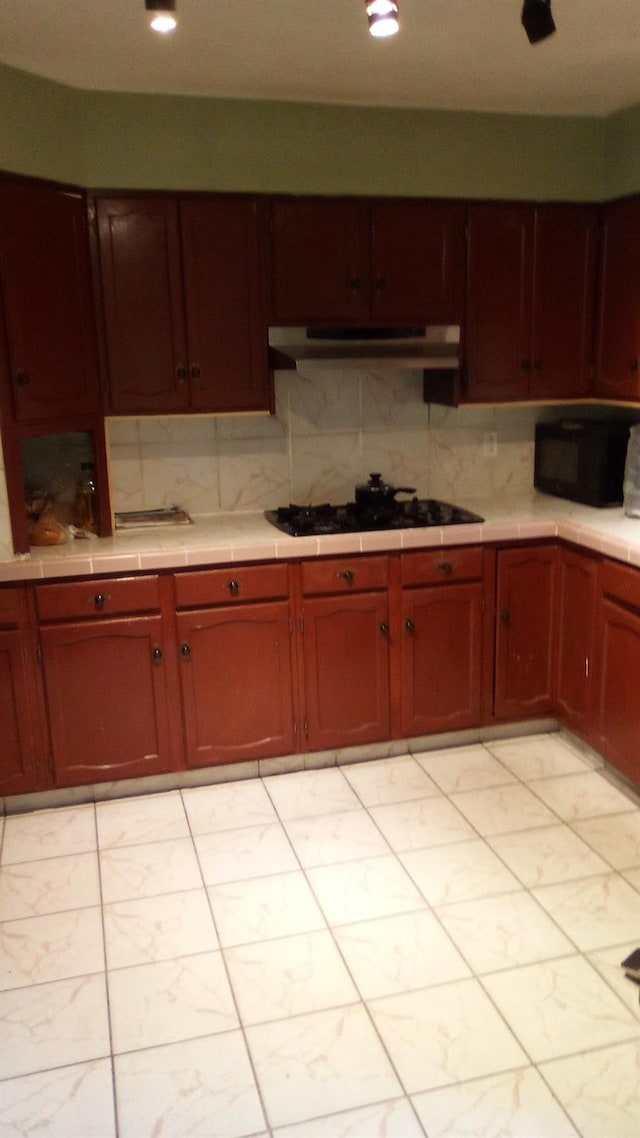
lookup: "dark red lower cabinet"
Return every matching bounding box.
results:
[177,602,296,766]
[40,615,175,786]
[301,592,390,751]
[401,582,483,736]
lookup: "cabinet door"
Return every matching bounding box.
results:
[596,196,640,401]
[0,182,100,422]
[97,196,190,413]
[180,198,271,412]
[595,598,640,786]
[401,582,483,736]
[0,628,39,795]
[529,206,598,399]
[40,615,175,786]
[269,198,369,323]
[371,201,465,323]
[302,593,390,751]
[177,602,295,766]
[465,204,533,402]
[555,546,598,735]
[494,546,557,719]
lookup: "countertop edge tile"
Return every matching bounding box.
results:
[2,497,640,582]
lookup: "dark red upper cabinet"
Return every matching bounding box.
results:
[180,198,271,413]
[96,195,272,415]
[595,195,640,402]
[269,197,465,325]
[0,181,101,423]
[269,198,369,324]
[465,204,533,402]
[465,203,597,403]
[96,196,190,413]
[529,205,598,400]
[370,201,465,324]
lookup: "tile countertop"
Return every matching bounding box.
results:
[1,492,640,583]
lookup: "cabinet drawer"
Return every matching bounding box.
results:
[36,575,161,621]
[301,555,389,595]
[175,563,289,608]
[401,546,483,587]
[0,588,25,626]
[601,559,640,612]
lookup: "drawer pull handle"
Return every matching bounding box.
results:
[338,570,355,584]
[405,618,416,635]
[190,363,201,380]
[380,621,390,639]
[93,593,110,610]
[181,642,191,661]
[500,609,510,626]
[152,646,163,664]
[438,562,453,576]
[631,357,639,374]
[16,370,30,388]
[176,364,188,383]
[227,579,240,596]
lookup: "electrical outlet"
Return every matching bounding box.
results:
[483,431,498,458]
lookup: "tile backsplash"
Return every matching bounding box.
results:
[108,369,540,516]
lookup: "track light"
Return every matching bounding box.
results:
[365,1,400,39]
[521,0,556,44]
[145,0,177,35]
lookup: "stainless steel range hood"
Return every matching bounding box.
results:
[268,325,460,372]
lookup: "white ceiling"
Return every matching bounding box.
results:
[1,0,639,118]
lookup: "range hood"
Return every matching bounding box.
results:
[268,325,460,372]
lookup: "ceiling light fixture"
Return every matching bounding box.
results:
[521,0,556,44]
[365,1,400,39]
[145,0,177,35]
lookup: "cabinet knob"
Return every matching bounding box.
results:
[152,645,163,663]
[380,621,390,639]
[405,618,416,635]
[93,593,109,610]
[190,364,201,380]
[16,370,30,387]
[349,277,361,290]
[338,570,355,584]
[176,364,188,383]
[438,561,453,576]
[631,357,639,374]
[227,579,240,596]
[500,609,511,626]
[181,642,191,661]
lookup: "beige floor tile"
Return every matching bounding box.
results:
[114,1031,265,1138]
[539,1040,640,1138]
[412,1067,579,1138]
[369,979,527,1094]
[246,1003,402,1129]
[225,929,358,1024]
[0,1058,116,1138]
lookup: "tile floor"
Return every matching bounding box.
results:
[0,732,639,1138]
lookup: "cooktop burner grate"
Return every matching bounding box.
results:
[265,498,484,537]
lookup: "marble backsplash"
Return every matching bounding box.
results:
[107,369,543,516]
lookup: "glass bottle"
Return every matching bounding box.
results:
[74,461,98,532]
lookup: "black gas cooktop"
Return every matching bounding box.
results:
[265,498,485,537]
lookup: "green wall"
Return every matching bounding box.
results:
[0,65,85,185]
[604,103,640,198]
[0,61,637,200]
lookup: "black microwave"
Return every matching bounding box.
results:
[534,420,631,507]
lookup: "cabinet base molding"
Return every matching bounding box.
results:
[2,717,564,816]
